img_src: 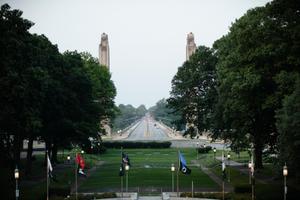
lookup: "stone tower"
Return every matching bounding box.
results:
[99,33,111,137]
[99,33,110,69]
[186,32,197,61]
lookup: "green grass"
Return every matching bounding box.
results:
[20,152,100,200]
[79,148,218,192]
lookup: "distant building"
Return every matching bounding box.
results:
[99,33,111,137]
[186,32,197,61]
[99,33,110,69]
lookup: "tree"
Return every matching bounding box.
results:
[113,104,146,131]
[149,99,183,129]
[276,77,300,180]
[168,46,218,138]
[213,0,300,168]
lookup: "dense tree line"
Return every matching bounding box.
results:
[149,99,184,130]
[168,0,300,177]
[113,104,147,131]
[0,4,116,174]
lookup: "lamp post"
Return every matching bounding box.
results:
[227,153,231,182]
[171,164,175,192]
[283,163,288,200]
[125,164,130,192]
[248,161,252,184]
[213,148,216,161]
[14,166,19,200]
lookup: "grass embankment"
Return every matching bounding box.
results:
[79,148,218,192]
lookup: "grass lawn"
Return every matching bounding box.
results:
[20,151,100,200]
[79,148,219,192]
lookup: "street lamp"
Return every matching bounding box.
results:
[14,166,19,200]
[213,148,216,160]
[283,163,288,200]
[125,164,130,192]
[227,153,231,182]
[81,150,84,154]
[67,155,71,163]
[248,161,252,184]
[171,164,175,192]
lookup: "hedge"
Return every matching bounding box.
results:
[102,141,171,148]
[197,145,212,153]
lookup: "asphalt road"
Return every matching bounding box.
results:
[125,117,170,141]
[122,116,228,150]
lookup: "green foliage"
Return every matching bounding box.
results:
[197,146,212,154]
[102,141,171,148]
[113,104,147,131]
[276,77,300,180]
[212,0,300,168]
[148,98,184,130]
[168,46,218,138]
[234,184,251,193]
[0,4,116,177]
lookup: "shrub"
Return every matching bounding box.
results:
[180,192,232,200]
[49,186,70,197]
[197,145,212,153]
[66,193,117,200]
[102,141,171,148]
[234,184,251,193]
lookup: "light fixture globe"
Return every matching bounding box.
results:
[125,164,130,171]
[283,164,288,177]
[14,167,19,179]
[171,164,175,172]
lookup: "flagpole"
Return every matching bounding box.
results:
[222,151,224,200]
[121,146,123,198]
[177,149,179,197]
[46,150,49,200]
[75,153,78,200]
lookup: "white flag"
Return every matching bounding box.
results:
[47,155,53,173]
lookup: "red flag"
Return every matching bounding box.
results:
[75,153,85,169]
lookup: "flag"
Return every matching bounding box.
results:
[76,153,86,177]
[222,153,227,180]
[47,154,57,182]
[122,152,131,166]
[179,152,191,174]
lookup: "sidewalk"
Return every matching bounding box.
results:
[191,160,233,192]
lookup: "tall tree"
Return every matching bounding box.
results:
[168,46,218,138]
[213,0,300,168]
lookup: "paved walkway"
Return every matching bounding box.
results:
[215,157,269,184]
[191,160,233,192]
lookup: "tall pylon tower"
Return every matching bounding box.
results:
[99,33,110,69]
[98,33,111,137]
[186,32,197,61]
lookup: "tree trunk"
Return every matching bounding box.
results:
[25,135,34,174]
[13,134,22,165]
[52,142,58,164]
[254,142,263,169]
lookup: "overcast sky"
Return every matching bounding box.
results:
[3,0,271,108]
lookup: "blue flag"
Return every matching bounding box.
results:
[179,152,191,174]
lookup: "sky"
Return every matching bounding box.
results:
[3,0,271,108]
